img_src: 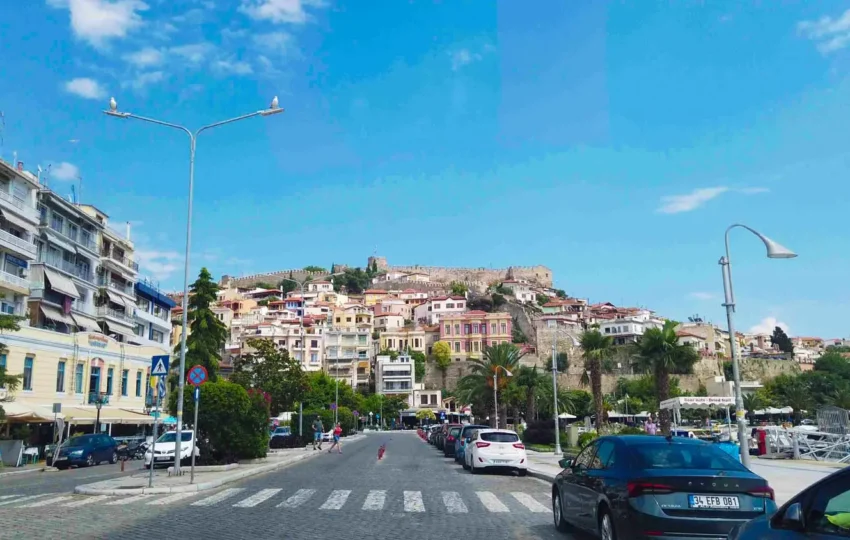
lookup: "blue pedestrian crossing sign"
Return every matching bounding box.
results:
[151,355,169,376]
[157,377,166,397]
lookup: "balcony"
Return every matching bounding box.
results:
[88,392,110,406]
[98,276,134,296]
[72,301,95,317]
[0,189,39,222]
[0,269,29,292]
[37,252,95,283]
[101,246,139,272]
[43,218,98,252]
[134,307,171,329]
[97,305,134,323]
[0,228,36,258]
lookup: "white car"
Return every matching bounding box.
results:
[144,430,200,469]
[464,428,527,476]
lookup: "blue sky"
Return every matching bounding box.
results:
[0,1,848,338]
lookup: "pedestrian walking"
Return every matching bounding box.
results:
[327,423,343,454]
[312,417,324,450]
[644,414,658,435]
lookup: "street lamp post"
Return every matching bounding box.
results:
[551,341,562,457]
[105,97,283,474]
[720,224,796,468]
[493,366,513,429]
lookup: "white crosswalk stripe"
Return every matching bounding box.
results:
[191,488,244,507]
[362,490,386,511]
[511,492,548,513]
[277,489,315,508]
[441,491,468,514]
[148,493,198,506]
[64,495,111,508]
[20,495,75,508]
[476,491,509,513]
[0,495,20,501]
[404,491,425,512]
[233,489,282,508]
[106,494,154,506]
[319,490,351,510]
[0,494,54,507]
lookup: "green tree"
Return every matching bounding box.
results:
[554,289,567,299]
[378,349,399,360]
[544,352,569,373]
[814,351,850,379]
[279,274,298,295]
[491,293,506,307]
[432,341,452,389]
[455,343,524,428]
[771,326,794,354]
[254,281,276,289]
[176,268,226,380]
[332,268,372,294]
[765,374,811,424]
[416,409,436,423]
[514,365,545,421]
[229,338,309,416]
[303,265,327,273]
[301,371,360,411]
[467,297,494,312]
[511,317,528,344]
[536,293,550,305]
[410,350,426,383]
[0,314,24,421]
[631,320,700,434]
[450,282,468,296]
[579,329,615,432]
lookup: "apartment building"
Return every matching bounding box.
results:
[439,311,512,360]
[231,319,326,372]
[374,313,404,331]
[379,327,426,354]
[330,304,373,329]
[131,278,175,352]
[413,295,467,325]
[375,353,415,405]
[501,279,535,303]
[0,160,40,318]
[398,289,428,307]
[325,327,372,390]
[597,308,665,346]
[373,297,412,320]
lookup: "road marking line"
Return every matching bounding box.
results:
[441,491,468,513]
[404,491,425,512]
[191,488,244,507]
[106,495,154,506]
[0,495,20,500]
[362,490,386,510]
[277,489,316,508]
[511,492,548,513]
[64,495,110,508]
[233,489,282,508]
[20,495,75,508]
[476,491,509,513]
[0,494,54,507]
[320,490,351,510]
[148,492,198,505]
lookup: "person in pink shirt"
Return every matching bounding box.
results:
[644,415,658,435]
[327,423,343,454]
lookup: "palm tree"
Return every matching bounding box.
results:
[632,320,700,434]
[514,366,545,421]
[456,343,523,428]
[579,329,615,433]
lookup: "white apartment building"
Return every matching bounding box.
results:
[232,320,325,372]
[375,353,415,406]
[597,309,664,345]
[413,295,467,325]
[501,279,535,303]
[325,327,372,391]
[0,160,40,318]
[130,278,175,352]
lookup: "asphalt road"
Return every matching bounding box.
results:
[0,433,564,540]
[0,460,144,497]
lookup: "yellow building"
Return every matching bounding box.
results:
[330,304,373,329]
[362,289,388,307]
[1,325,161,432]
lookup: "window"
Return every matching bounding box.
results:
[473,341,479,352]
[310,352,318,363]
[491,323,497,334]
[430,395,437,405]
[464,341,471,352]
[145,371,150,399]
[629,443,746,471]
[458,302,464,308]
[590,441,617,469]
[434,304,441,309]
[75,363,84,393]
[444,324,450,335]
[446,303,454,309]
[807,478,850,536]
[135,371,142,397]
[311,339,318,348]
[454,342,461,353]
[56,361,66,392]
[121,369,128,396]
[464,324,471,334]
[421,395,428,406]
[454,324,460,335]
[480,431,519,443]
[346,317,352,322]
[472,324,479,333]
[107,367,114,395]
[573,443,598,470]
[0,354,6,388]
[152,329,164,343]
[50,212,63,233]
[67,223,78,241]
[500,322,507,334]
[23,357,33,390]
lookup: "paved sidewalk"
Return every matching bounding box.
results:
[0,463,49,478]
[75,434,366,496]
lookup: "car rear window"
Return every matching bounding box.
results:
[629,443,747,471]
[480,432,519,443]
[449,427,462,437]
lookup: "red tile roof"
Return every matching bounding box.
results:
[364,289,387,294]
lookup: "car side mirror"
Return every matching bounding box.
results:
[778,502,805,530]
[558,458,573,469]
[465,437,472,444]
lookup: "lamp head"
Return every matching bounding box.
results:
[760,234,797,259]
[109,97,117,112]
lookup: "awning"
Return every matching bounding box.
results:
[71,312,101,332]
[0,209,37,235]
[62,407,99,424]
[0,402,60,422]
[44,229,77,254]
[41,304,75,326]
[44,267,80,299]
[106,290,125,306]
[104,319,135,337]
[98,408,155,425]
[121,296,136,314]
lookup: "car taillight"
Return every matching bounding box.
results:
[627,482,674,498]
[748,486,775,500]
[512,443,525,449]
[447,436,455,442]
[475,441,491,448]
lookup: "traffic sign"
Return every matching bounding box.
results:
[375,413,380,419]
[187,365,208,387]
[151,355,169,376]
[157,377,166,397]
[352,410,359,417]
[193,386,200,402]
[330,403,337,411]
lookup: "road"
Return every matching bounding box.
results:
[0,433,561,540]
[0,460,142,498]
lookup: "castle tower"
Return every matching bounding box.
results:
[367,256,388,271]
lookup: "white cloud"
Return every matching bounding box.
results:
[135,249,182,281]
[748,317,790,336]
[214,59,253,75]
[253,31,294,55]
[64,77,107,99]
[689,292,715,300]
[239,0,325,24]
[50,0,148,48]
[657,187,729,214]
[450,48,483,71]
[798,9,850,54]
[124,47,163,67]
[738,187,770,195]
[170,42,215,64]
[51,162,80,181]
[123,71,165,91]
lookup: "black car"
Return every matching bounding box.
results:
[551,435,777,540]
[728,466,850,539]
[443,425,463,457]
[53,434,118,470]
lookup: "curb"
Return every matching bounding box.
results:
[0,467,45,478]
[526,468,556,484]
[74,434,368,496]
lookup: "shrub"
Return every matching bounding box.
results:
[578,431,598,449]
[270,435,308,449]
[292,408,356,437]
[616,425,644,435]
[522,420,556,445]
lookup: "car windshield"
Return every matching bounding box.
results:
[480,432,519,443]
[629,443,747,471]
[449,427,461,437]
[156,432,193,443]
[64,436,93,446]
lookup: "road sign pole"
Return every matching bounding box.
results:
[191,386,199,484]
[148,389,160,488]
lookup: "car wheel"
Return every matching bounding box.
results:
[85,454,95,467]
[56,464,68,471]
[552,491,571,532]
[470,460,479,474]
[518,469,527,477]
[599,508,616,540]
[109,451,117,464]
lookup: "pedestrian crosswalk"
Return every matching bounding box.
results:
[0,488,553,514]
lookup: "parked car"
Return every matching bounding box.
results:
[551,435,777,539]
[437,423,461,451]
[443,425,463,457]
[271,426,291,438]
[427,425,441,444]
[455,424,489,464]
[144,430,200,469]
[464,428,527,476]
[728,465,850,539]
[52,434,118,469]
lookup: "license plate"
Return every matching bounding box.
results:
[155,456,170,461]
[688,495,740,509]
[492,459,511,464]
[54,457,67,462]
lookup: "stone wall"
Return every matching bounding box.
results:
[386,264,553,287]
[422,360,475,390]
[222,269,330,289]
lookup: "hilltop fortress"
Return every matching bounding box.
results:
[221,256,553,289]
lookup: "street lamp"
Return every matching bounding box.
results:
[550,341,562,457]
[104,96,283,475]
[719,223,796,468]
[493,365,513,429]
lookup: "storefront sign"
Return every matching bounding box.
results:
[88,334,109,348]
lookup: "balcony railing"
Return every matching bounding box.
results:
[0,269,28,291]
[101,247,139,271]
[88,392,110,406]
[43,218,98,252]
[97,305,134,323]
[36,252,94,283]
[0,189,39,221]
[98,276,134,295]
[0,228,36,257]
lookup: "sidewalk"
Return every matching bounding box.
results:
[75,434,366,496]
[0,463,48,478]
